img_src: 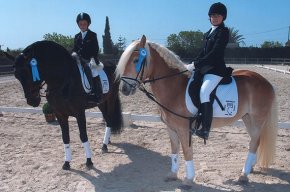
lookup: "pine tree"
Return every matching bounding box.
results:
[116,36,127,53]
[102,16,114,54]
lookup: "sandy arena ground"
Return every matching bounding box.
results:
[0,64,289,191]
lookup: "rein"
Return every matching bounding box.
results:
[138,78,199,146]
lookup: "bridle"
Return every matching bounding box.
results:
[14,53,46,99]
[120,48,147,90]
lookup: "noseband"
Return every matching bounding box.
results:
[120,48,147,89]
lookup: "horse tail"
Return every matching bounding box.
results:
[110,94,123,134]
[257,92,278,168]
[100,63,124,134]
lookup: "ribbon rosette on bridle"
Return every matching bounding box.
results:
[135,48,147,73]
[30,58,40,81]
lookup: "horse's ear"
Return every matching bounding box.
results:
[3,52,15,62]
[139,35,147,48]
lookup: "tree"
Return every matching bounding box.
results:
[167,30,204,58]
[43,32,74,51]
[228,27,245,47]
[5,47,22,57]
[115,36,127,53]
[102,16,114,54]
[261,41,283,48]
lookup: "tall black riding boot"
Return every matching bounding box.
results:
[92,75,102,102]
[195,102,213,140]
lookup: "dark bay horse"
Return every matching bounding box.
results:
[12,41,123,170]
[117,35,278,188]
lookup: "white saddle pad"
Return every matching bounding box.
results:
[77,63,109,94]
[185,72,238,118]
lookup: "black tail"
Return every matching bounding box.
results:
[99,63,123,134]
[110,95,123,134]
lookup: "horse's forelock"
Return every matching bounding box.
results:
[116,41,139,77]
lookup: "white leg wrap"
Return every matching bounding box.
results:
[170,154,179,173]
[103,127,111,145]
[64,144,72,162]
[185,160,195,180]
[83,141,92,158]
[242,152,257,175]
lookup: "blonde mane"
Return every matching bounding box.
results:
[116,40,187,77]
[148,42,187,71]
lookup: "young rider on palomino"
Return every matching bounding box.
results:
[185,2,230,140]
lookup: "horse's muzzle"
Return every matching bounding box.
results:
[120,81,137,96]
[26,96,41,107]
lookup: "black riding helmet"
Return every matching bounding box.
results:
[76,12,91,25]
[208,2,227,21]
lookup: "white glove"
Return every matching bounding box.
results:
[185,62,195,72]
[89,58,97,68]
[90,58,104,71]
[71,52,80,63]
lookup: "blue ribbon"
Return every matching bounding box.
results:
[135,48,147,73]
[30,58,40,81]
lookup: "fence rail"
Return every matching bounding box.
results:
[224,58,290,65]
[182,58,290,65]
[0,65,13,75]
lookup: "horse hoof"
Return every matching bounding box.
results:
[164,172,178,182]
[238,174,249,185]
[62,161,70,170]
[86,158,94,168]
[250,167,254,173]
[101,144,108,153]
[178,179,193,190]
[178,179,193,191]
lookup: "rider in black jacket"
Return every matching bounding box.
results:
[72,12,102,103]
[188,2,229,140]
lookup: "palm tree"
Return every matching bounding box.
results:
[228,27,245,47]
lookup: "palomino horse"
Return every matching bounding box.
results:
[12,41,123,170]
[117,35,277,188]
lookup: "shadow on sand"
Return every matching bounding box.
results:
[224,168,290,192]
[70,142,290,192]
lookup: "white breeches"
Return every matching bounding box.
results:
[200,74,222,103]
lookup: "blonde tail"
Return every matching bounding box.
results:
[257,94,278,168]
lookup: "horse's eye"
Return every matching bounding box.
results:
[133,59,139,64]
